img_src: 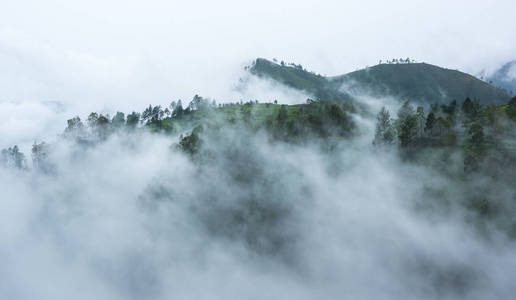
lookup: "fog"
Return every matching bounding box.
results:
[2,0,516,299]
[1,98,516,299]
[2,0,516,148]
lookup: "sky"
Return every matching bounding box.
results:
[1,0,516,148]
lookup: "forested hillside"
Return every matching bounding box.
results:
[3,94,516,226]
[250,58,511,106]
[486,60,516,95]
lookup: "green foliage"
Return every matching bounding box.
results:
[252,58,511,108]
[267,102,355,141]
[337,63,510,105]
[425,111,436,132]
[398,100,414,117]
[506,96,516,120]
[95,114,111,140]
[433,117,452,136]
[163,100,355,144]
[276,105,288,124]
[373,107,395,146]
[378,99,476,151]
[171,100,184,118]
[111,112,125,128]
[188,95,215,111]
[395,101,418,148]
[440,133,457,147]
[461,97,481,124]
[441,100,457,116]
[250,58,353,103]
[84,112,111,140]
[397,114,418,148]
[63,116,86,140]
[126,112,140,128]
[509,95,516,107]
[142,105,164,125]
[464,122,486,173]
[177,126,203,157]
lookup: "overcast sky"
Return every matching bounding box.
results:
[1,0,515,148]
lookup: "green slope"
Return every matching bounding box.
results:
[250,58,353,103]
[486,60,516,95]
[335,63,510,104]
[250,58,511,105]
[155,101,355,142]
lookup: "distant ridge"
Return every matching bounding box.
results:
[250,58,511,105]
[249,58,353,103]
[486,60,516,95]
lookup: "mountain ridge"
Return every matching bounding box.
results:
[250,58,511,106]
[486,60,516,95]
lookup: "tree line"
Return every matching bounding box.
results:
[373,96,516,173]
[1,95,213,170]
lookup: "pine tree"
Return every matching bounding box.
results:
[277,105,287,124]
[425,112,436,134]
[126,112,140,128]
[111,112,125,128]
[396,101,418,147]
[464,121,486,173]
[397,100,415,119]
[373,107,394,146]
[172,100,184,118]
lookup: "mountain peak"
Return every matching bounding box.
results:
[487,60,516,95]
[250,58,511,105]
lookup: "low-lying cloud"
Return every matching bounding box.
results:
[1,1,516,298]
[1,102,516,299]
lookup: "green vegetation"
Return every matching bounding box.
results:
[486,60,516,95]
[3,71,516,239]
[373,96,516,162]
[250,58,511,106]
[372,96,516,221]
[337,63,510,105]
[250,58,354,104]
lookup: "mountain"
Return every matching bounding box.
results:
[249,58,353,103]
[486,60,516,95]
[335,63,511,105]
[250,58,511,106]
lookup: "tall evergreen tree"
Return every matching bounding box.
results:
[416,106,425,137]
[172,100,184,118]
[111,112,125,128]
[126,112,140,128]
[425,111,436,134]
[397,115,418,147]
[464,121,486,173]
[396,101,418,147]
[397,100,415,119]
[277,105,288,125]
[63,116,85,140]
[373,107,395,146]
